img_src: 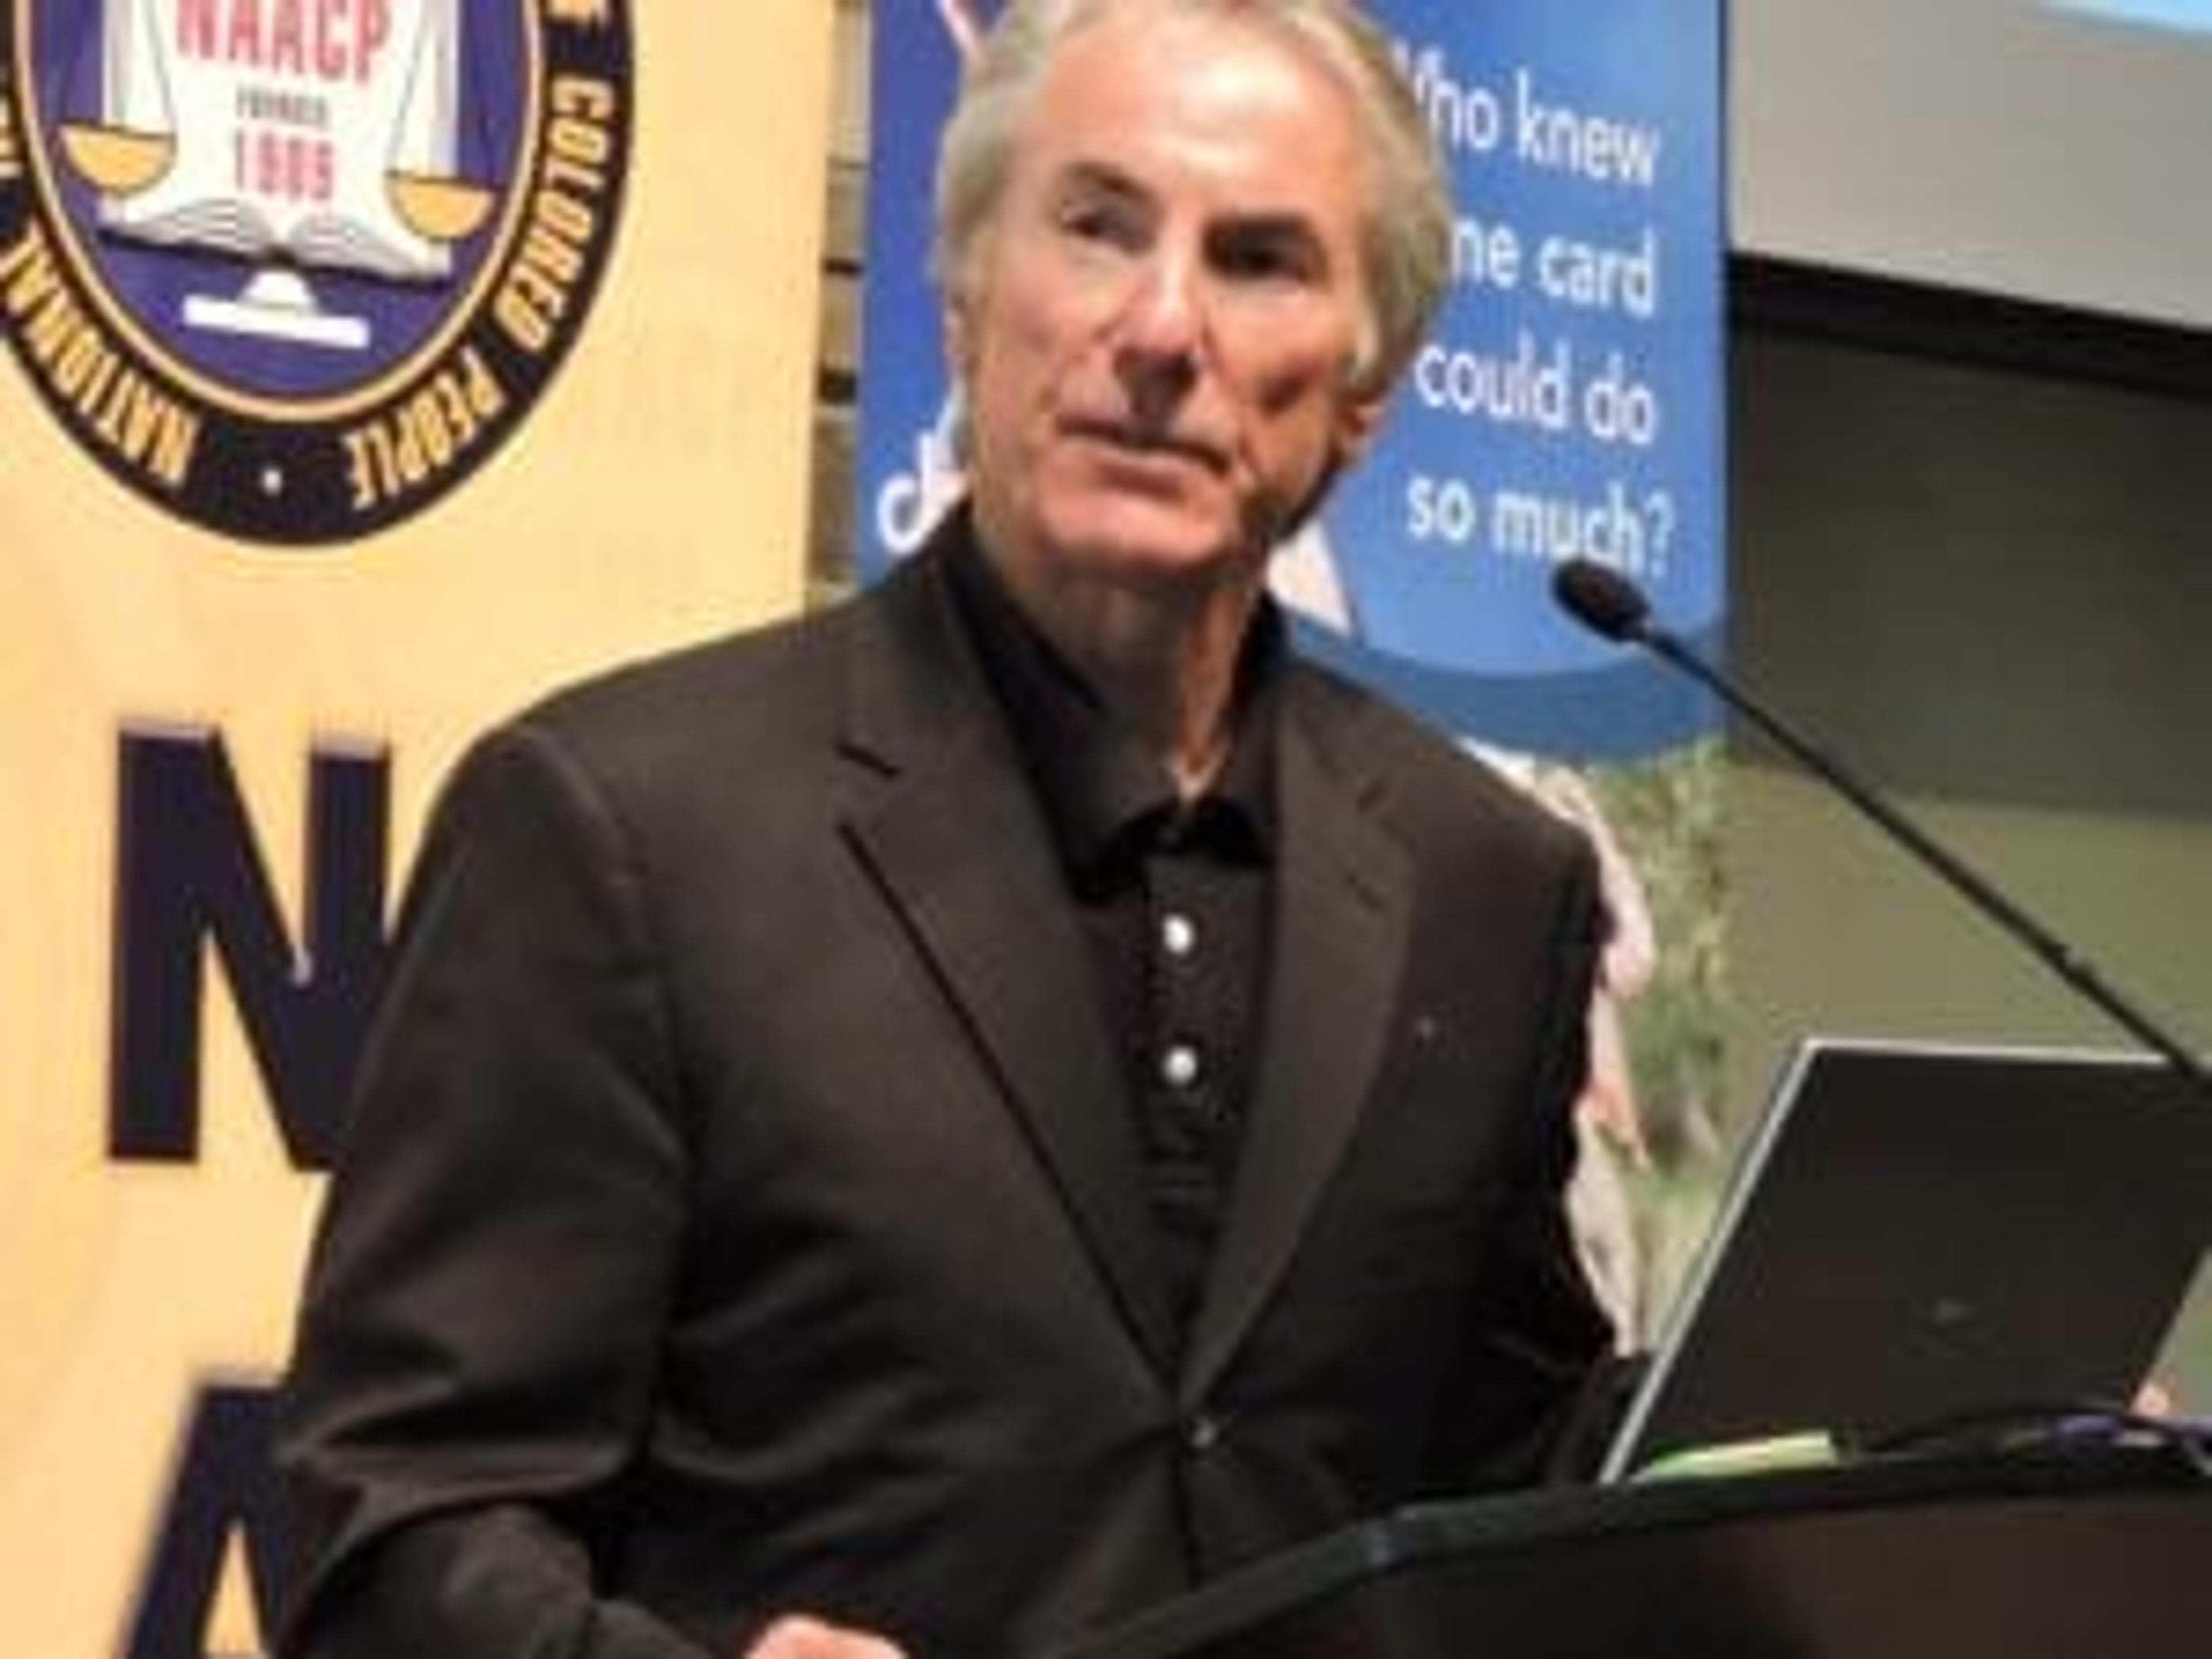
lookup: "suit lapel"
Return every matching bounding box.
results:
[1181,686,1414,1403]
[835,544,1181,1374]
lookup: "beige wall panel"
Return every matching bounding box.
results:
[0,6,833,1650]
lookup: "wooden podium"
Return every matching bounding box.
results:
[1055,1443,2212,1658]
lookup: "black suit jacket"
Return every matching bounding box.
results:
[277,516,1613,1659]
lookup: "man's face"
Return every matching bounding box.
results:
[950,3,1388,603]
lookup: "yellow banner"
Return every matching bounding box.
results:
[0,5,830,1650]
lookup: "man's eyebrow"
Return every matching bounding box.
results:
[1052,163,1324,230]
[1049,159,1153,207]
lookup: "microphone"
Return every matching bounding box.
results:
[1554,558,1654,645]
[1551,557,2211,1094]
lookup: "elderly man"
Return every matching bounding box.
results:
[275,3,1615,1657]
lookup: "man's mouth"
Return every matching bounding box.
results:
[1063,417,1227,474]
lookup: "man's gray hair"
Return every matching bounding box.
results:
[933,0,1454,398]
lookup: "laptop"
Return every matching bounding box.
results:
[1599,1037,2211,1482]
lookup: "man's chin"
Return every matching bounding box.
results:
[1041,507,1254,589]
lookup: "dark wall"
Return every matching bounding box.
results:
[1729,260,2212,821]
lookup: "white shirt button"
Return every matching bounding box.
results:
[1161,912,1199,958]
[1160,1043,1202,1089]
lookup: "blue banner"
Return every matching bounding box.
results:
[860,0,1724,761]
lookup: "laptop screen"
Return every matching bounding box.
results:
[1601,1039,2211,1482]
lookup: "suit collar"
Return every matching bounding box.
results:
[1181,676,1414,1400]
[836,519,1184,1371]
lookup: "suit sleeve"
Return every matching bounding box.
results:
[275,722,716,1659]
[1438,826,1626,1489]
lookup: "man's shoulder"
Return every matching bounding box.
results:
[523,604,840,750]
[419,596,864,846]
[517,555,943,756]
[1286,658,1559,819]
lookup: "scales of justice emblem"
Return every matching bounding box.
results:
[57,0,494,354]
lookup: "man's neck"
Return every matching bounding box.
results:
[991,554,1263,801]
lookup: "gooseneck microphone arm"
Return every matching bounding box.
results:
[1552,558,2211,1096]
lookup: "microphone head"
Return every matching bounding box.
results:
[1552,558,1652,643]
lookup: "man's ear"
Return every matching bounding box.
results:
[945,297,972,381]
[944,264,986,384]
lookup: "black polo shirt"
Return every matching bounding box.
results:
[945,533,1282,1339]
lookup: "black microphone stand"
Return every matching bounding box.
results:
[1562,562,2211,1097]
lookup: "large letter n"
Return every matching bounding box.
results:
[109,728,391,1171]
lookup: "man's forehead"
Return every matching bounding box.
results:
[1040,154,1340,247]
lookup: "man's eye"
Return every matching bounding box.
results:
[1214,235,1320,285]
[1058,201,1140,248]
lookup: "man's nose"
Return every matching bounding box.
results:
[1113,251,1204,407]
[1123,247,1205,344]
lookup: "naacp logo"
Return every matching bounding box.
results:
[0,1,630,544]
